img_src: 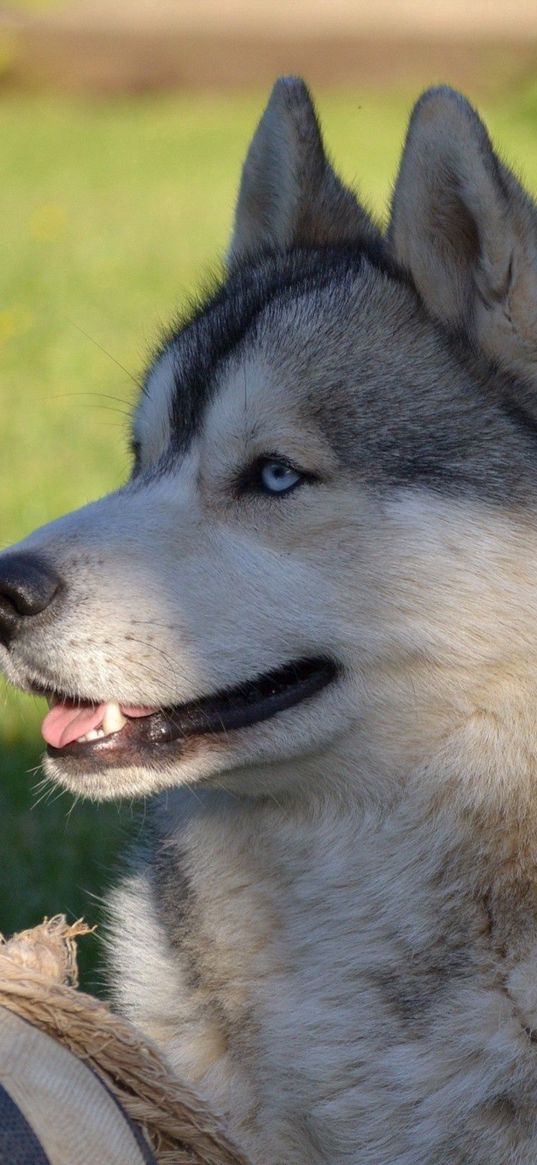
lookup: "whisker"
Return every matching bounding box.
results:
[124,635,187,684]
[67,320,143,389]
[51,401,133,421]
[26,763,44,778]
[129,618,185,631]
[65,794,81,821]
[44,789,70,810]
[32,778,63,811]
[42,391,135,408]
[184,780,203,805]
[122,658,180,693]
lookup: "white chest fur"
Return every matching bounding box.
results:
[108,786,537,1164]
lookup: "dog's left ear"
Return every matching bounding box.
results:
[228,76,377,268]
[389,87,537,382]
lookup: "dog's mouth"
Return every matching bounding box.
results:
[41,657,338,768]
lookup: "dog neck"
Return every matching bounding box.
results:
[108,687,537,1144]
[194,672,537,961]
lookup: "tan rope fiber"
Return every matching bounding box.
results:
[0,917,251,1165]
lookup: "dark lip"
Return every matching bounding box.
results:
[46,656,339,771]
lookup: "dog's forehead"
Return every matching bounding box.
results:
[133,250,537,504]
[134,255,404,461]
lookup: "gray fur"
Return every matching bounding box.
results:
[4,81,537,1162]
[228,76,377,266]
[141,251,537,504]
[389,85,537,398]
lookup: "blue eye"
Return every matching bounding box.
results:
[259,460,302,494]
[235,454,317,499]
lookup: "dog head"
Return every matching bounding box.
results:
[3,80,537,803]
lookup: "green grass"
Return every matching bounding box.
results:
[2,84,537,984]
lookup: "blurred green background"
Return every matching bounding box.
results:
[3,74,537,984]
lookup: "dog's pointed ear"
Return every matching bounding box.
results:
[228,76,377,268]
[389,86,537,381]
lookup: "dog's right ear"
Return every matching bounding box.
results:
[228,76,376,268]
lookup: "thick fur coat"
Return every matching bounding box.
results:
[3,79,537,1162]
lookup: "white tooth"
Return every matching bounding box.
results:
[78,727,106,744]
[102,702,127,736]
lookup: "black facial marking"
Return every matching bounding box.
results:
[137,238,537,506]
[130,436,142,477]
[141,241,408,460]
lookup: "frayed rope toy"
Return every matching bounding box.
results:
[0,916,251,1165]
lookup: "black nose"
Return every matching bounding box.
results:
[0,553,62,646]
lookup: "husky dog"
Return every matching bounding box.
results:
[4,78,537,1163]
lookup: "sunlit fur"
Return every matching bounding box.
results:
[4,79,537,1161]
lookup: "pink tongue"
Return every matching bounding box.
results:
[42,701,158,748]
[42,702,105,749]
